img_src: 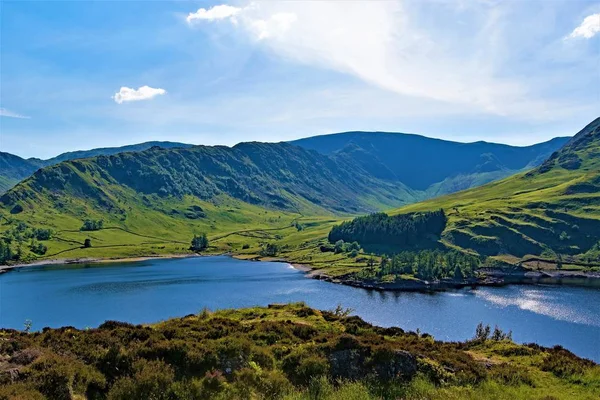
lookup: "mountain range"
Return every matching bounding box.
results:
[1,132,569,199]
[0,120,596,266]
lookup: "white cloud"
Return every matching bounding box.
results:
[249,12,297,40]
[0,108,30,119]
[186,4,242,23]
[567,13,600,39]
[112,86,166,104]
[185,2,559,118]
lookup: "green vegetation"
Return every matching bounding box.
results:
[81,219,104,231]
[0,303,597,400]
[0,119,599,288]
[0,142,193,195]
[388,118,600,266]
[357,250,480,282]
[191,233,209,252]
[328,210,446,253]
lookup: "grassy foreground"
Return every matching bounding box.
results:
[0,303,598,400]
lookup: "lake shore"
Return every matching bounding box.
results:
[0,253,199,273]
[303,267,600,292]
[3,252,600,292]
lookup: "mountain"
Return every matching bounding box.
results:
[0,141,192,194]
[0,141,419,263]
[0,152,42,194]
[391,117,600,259]
[2,142,414,216]
[291,132,570,196]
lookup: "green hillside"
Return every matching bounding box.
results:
[0,142,192,195]
[390,118,600,263]
[0,142,415,265]
[1,303,598,400]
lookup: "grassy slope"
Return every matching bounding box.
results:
[391,118,600,263]
[1,303,597,400]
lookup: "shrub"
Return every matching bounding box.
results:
[283,351,329,386]
[107,359,175,400]
[489,363,534,386]
[540,347,594,378]
[81,219,103,231]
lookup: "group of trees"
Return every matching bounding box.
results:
[260,242,280,257]
[81,219,104,231]
[473,322,513,342]
[360,250,480,281]
[191,233,209,252]
[328,210,447,250]
[0,222,54,263]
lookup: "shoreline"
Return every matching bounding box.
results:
[0,253,200,273]
[3,253,600,292]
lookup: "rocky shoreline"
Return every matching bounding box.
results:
[302,267,600,292]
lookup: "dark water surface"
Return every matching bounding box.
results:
[1,256,598,361]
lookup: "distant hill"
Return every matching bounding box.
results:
[0,141,192,194]
[391,117,600,259]
[0,152,42,194]
[291,132,569,196]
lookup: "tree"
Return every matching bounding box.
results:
[84,238,92,248]
[474,322,491,341]
[0,240,13,264]
[260,243,279,257]
[191,233,209,252]
[334,240,345,254]
[453,265,464,281]
[81,219,103,231]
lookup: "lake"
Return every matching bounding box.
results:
[1,256,598,362]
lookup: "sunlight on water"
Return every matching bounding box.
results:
[475,287,600,327]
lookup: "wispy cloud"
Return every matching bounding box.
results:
[0,108,30,119]
[567,13,600,39]
[185,1,574,119]
[112,86,166,104]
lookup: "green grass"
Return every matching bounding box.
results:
[388,120,600,264]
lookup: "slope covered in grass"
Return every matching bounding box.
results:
[390,118,600,261]
[0,140,415,264]
[1,303,597,400]
[0,142,193,195]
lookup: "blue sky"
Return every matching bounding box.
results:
[1,0,599,159]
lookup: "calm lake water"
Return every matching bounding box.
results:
[1,256,598,362]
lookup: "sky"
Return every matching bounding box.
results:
[0,0,599,159]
